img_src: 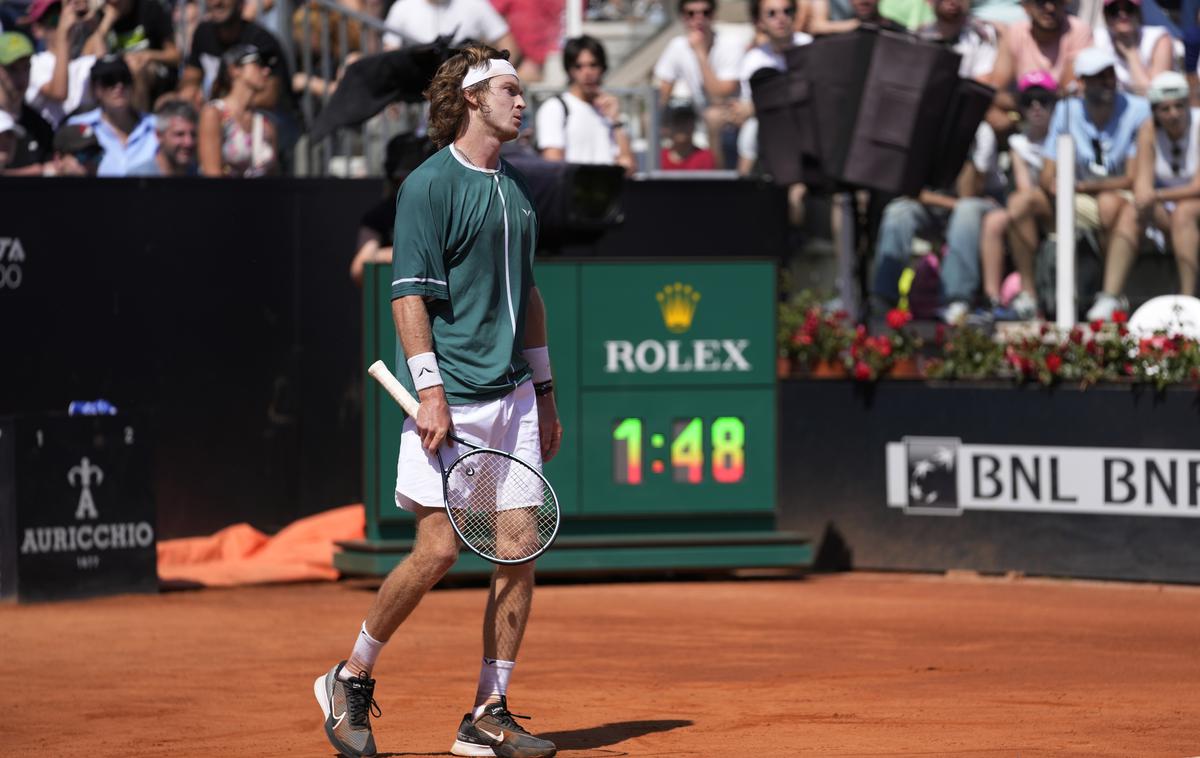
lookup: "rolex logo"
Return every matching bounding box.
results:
[656,282,700,333]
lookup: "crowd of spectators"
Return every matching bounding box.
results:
[3,0,1200,319]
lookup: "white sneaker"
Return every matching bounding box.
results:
[943,300,969,326]
[1085,292,1130,322]
[1011,291,1038,321]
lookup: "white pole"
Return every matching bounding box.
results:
[566,0,582,40]
[1055,134,1076,329]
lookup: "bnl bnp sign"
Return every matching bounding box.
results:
[887,437,1200,517]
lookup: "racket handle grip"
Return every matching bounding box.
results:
[367,360,422,418]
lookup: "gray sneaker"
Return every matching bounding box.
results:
[313,661,380,757]
[450,697,556,758]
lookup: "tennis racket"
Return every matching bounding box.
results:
[367,360,561,565]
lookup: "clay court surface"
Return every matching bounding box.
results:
[3,571,1199,757]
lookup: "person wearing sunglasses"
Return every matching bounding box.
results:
[1129,72,1200,302]
[198,43,277,176]
[652,0,744,167]
[977,71,1057,321]
[1039,47,1151,321]
[63,53,159,176]
[1092,0,1172,96]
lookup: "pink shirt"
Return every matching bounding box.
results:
[1007,15,1094,83]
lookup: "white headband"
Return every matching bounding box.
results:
[461,58,519,89]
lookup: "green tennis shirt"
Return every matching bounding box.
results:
[391,144,539,404]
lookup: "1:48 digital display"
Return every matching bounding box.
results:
[611,417,746,485]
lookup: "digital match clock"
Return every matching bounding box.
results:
[612,416,746,485]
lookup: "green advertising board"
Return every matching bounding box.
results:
[358,259,783,550]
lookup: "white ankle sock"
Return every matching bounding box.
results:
[472,657,515,718]
[341,621,385,681]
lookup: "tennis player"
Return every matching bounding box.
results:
[315,43,562,758]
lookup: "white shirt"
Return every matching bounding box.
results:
[383,0,509,49]
[1092,26,1170,95]
[1153,108,1200,189]
[25,51,97,130]
[917,18,998,81]
[1007,131,1045,186]
[653,26,749,109]
[738,32,812,101]
[535,91,618,165]
[970,121,1007,200]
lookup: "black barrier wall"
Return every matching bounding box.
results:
[0,178,381,537]
[779,380,1200,583]
[1,177,787,538]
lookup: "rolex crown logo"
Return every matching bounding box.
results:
[656,282,701,333]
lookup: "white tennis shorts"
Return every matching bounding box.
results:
[394,380,543,511]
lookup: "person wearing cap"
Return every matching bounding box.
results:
[313,44,559,758]
[23,0,100,129]
[197,43,277,176]
[128,99,197,176]
[1130,71,1200,299]
[84,0,180,112]
[45,119,104,175]
[178,0,285,110]
[977,71,1059,320]
[65,53,158,176]
[1092,0,1173,96]
[1040,46,1151,321]
[0,31,54,174]
[995,0,1092,90]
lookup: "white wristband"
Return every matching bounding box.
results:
[523,346,552,383]
[407,352,444,390]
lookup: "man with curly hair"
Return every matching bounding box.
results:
[314,43,561,758]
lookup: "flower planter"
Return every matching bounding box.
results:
[809,359,848,379]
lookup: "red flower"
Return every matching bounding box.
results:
[1069,328,1083,345]
[855,324,867,339]
[854,362,872,381]
[876,339,893,357]
[1118,325,1129,337]
[792,332,813,346]
[886,309,911,330]
[1039,323,1051,337]
[1112,310,1129,324]
[1045,353,1063,374]
[1089,319,1104,333]
[1124,362,1135,375]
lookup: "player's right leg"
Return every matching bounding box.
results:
[315,507,460,756]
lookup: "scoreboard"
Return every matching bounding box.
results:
[540,261,776,517]
[363,260,777,528]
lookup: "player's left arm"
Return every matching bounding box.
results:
[524,286,563,463]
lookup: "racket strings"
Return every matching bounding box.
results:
[445,450,558,562]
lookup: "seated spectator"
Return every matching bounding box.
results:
[994,0,1092,89]
[1039,47,1151,321]
[872,121,1003,324]
[917,0,1004,84]
[350,132,435,285]
[66,54,158,176]
[809,0,914,32]
[1092,0,1172,97]
[382,0,519,57]
[652,0,743,167]
[1132,72,1199,297]
[178,0,286,110]
[736,0,811,219]
[535,35,635,172]
[198,43,277,177]
[23,0,98,129]
[0,31,54,175]
[45,119,104,174]
[978,71,1057,320]
[129,99,196,175]
[0,109,20,170]
[85,0,180,111]
[660,104,715,170]
[490,0,560,82]
[848,0,911,32]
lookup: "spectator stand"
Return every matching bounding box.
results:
[524,83,663,171]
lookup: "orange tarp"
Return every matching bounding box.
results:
[156,504,365,587]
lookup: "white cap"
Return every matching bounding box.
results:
[1147,71,1189,104]
[1074,47,1118,78]
[0,110,22,137]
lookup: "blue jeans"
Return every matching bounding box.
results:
[871,196,995,305]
